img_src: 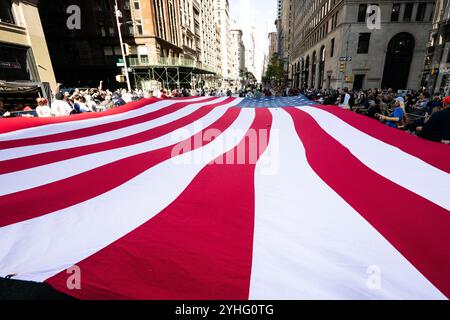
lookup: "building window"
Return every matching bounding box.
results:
[140,55,148,64]
[99,25,106,37]
[391,4,401,22]
[0,44,34,81]
[357,4,367,22]
[403,3,413,22]
[0,0,14,24]
[357,33,371,53]
[114,46,122,56]
[330,38,335,57]
[103,46,113,56]
[416,3,426,22]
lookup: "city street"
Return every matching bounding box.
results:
[0,0,449,307]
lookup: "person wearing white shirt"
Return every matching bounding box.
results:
[85,95,98,112]
[35,98,52,117]
[121,89,133,103]
[338,88,351,109]
[52,92,73,116]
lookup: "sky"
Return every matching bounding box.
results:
[229,0,278,81]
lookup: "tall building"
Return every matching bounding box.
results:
[290,0,435,90]
[129,0,183,65]
[230,26,245,83]
[244,27,255,77]
[0,0,56,88]
[39,0,215,90]
[200,0,216,70]
[290,0,434,89]
[278,0,292,75]
[422,0,450,93]
[39,0,138,88]
[214,0,232,81]
[263,31,279,78]
[179,0,216,68]
[179,0,199,61]
[214,23,222,79]
[268,31,278,59]
[275,0,282,54]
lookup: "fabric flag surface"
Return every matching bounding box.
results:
[0,95,449,300]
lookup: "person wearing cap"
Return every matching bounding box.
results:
[36,98,52,117]
[416,96,450,144]
[376,96,407,128]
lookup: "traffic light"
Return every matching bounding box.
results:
[339,62,345,72]
[123,43,131,56]
[116,74,125,82]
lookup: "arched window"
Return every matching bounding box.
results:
[311,51,317,88]
[381,33,415,89]
[318,46,326,89]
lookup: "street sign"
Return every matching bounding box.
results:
[339,57,352,62]
[344,75,354,82]
[121,67,133,75]
[117,62,125,67]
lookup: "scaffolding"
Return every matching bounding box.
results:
[130,58,217,90]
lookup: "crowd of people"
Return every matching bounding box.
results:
[0,83,145,118]
[1,82,448,145]
[0,83,273,119]
[302,87,450,144]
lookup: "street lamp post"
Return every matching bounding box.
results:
[114,0,131,91]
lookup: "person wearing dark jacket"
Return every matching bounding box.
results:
[416,96,450,144]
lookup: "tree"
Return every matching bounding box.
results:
[263,54,286,87]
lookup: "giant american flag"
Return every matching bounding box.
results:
[0,96,449,300]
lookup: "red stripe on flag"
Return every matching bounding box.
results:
[284,107,450,299]
[0,108,241,227]
[0,98,162,135]
[0,97,219,150]
[312,105,450,173]
[0,98,232,174]
[45,108,272,299]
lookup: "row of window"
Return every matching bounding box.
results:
[295,30,370,70]
[303,10,339,51]
[357,3,429,23]
[300,2,433,60]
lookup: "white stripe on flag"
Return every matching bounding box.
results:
[249,108,445,299]
[0,96,210,141]
[298,106,450,210]
[0,98,231,161]
[0,108,255,282]
[0,99,241,196]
